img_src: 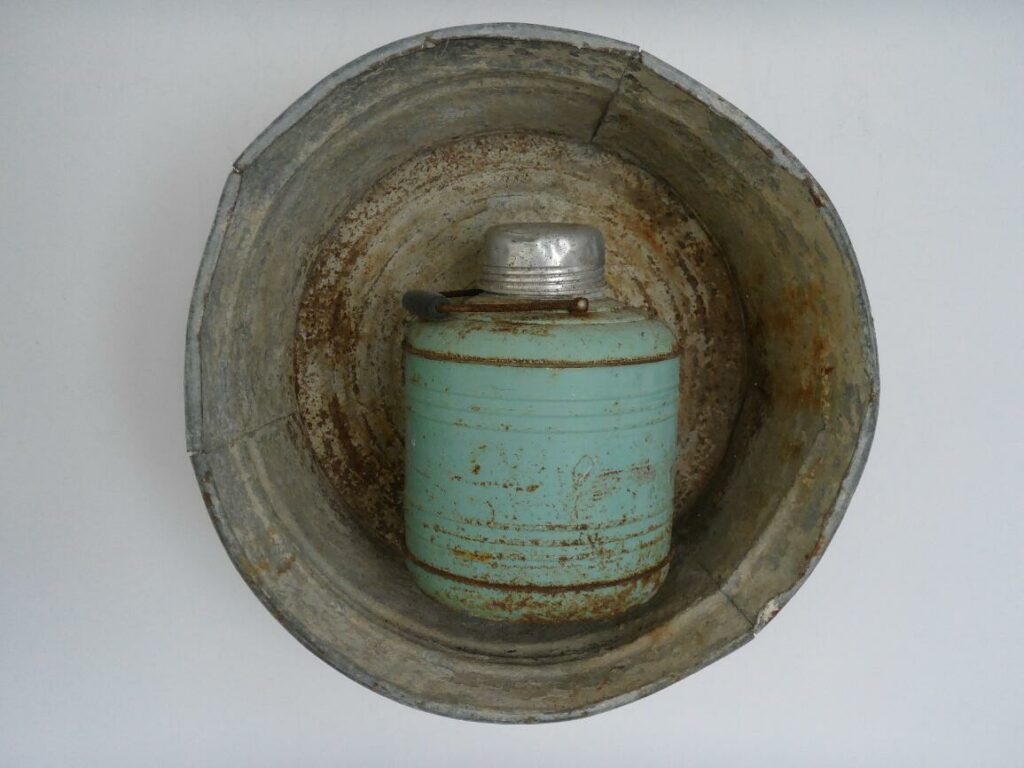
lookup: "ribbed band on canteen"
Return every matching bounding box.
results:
[478,222,606,297]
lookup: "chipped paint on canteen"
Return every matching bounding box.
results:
[403,298,680,621]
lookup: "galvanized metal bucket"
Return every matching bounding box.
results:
[186,23,878,722]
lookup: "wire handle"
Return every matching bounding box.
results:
[402,290,589,321]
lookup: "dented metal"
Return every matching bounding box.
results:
[186,23,878,722]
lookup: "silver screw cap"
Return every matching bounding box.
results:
[478,223,606,297]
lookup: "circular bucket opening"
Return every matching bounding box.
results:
[186,24,878,722]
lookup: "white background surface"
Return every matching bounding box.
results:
[2,2,1022,765]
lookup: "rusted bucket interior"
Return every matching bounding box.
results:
[188,26,877,722]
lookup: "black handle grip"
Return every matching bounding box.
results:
[401,290,450,320]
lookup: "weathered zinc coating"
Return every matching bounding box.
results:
[404,298,679,621]
[186,24,879,722]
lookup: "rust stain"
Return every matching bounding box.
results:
[449,546,497,563]
[468,560,670,623]
[645,621,672,646]
[275,553,297,576]
[630,460,655,481]
[236,555,260,583]
[292,131,747,556]
[490,320,554,336]
[810,334,829,359]
[198,471,215,509]
[403,343,679,368]
[408,552,671,594]
[237,555,272,582]
[803,176,825,208]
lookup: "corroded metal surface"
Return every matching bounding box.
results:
[186,24,878,722]
[294,132,745,553]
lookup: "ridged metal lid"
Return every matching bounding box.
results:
[478,223,606,297]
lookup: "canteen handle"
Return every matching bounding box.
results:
[402,289,588,321]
